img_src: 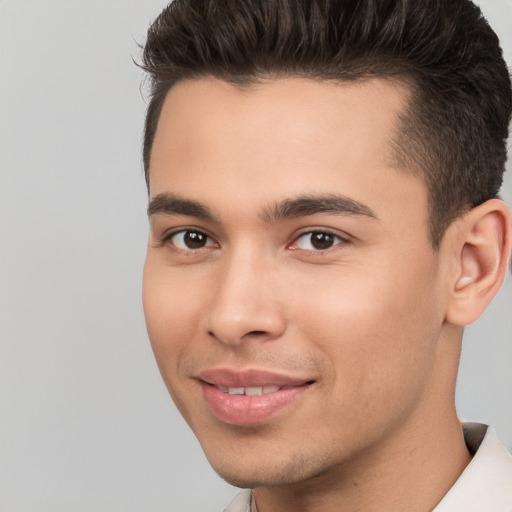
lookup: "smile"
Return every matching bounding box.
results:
[197,368,314,426]
[216,385,281,395]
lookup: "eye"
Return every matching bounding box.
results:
[168,230,217,250]
[290,231,344,251]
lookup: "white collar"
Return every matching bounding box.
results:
[433,423,512,511]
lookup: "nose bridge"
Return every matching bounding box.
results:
[206,243,285,345]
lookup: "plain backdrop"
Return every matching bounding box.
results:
[0,1,511,511]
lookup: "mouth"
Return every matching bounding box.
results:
[197,368,314,426]
[214,385,281,395]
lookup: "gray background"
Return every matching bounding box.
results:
[0,1,510,511]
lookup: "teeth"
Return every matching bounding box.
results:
[217,386,280,395]
[245,387,263,396]
[245,386,281,395]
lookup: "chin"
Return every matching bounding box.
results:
[216,471,265,489]
[215,468,296,489]
[207,449,323,489]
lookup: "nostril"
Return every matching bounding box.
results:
[247,330,267,337]
[207,328,275,345]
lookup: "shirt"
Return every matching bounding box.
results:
[223,423,512,512]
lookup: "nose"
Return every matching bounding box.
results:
[205,250,287,346]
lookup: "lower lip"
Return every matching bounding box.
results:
[200,382,311,426]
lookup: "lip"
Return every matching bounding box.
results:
[197,368,314,426]
[198,368,312,388]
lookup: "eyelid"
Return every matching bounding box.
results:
[288,229,350,251]
[160,227,219,250]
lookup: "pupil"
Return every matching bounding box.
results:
[184,231,206,249]
[311,232,334,250]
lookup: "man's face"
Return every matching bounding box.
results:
[143,78,450,488]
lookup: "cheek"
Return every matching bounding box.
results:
[142,261,206,424]
[290,259,442,398]
[142,260,199,372]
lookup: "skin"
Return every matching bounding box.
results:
[143,77,510,512]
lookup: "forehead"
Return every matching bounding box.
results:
[148,77,425,224]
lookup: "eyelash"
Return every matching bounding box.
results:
[161,229,218,251]
[289,230,346,252]
[160,228,348,253]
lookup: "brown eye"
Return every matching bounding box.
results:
[184,231,207,249]
[170,230,215,250]
[310,232,335,249]
[292,231,342,251]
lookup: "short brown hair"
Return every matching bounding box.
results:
[140,0,511,247]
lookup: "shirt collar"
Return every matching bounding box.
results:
[433,423,512,511]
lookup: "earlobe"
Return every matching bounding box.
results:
[445,199,511,327]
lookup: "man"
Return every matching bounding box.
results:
[140,0,512,510]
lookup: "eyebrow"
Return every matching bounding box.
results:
[147,192,378,223]
[147,193,217,221]
[260,194,378,223]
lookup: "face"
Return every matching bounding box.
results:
[143,77,451,488]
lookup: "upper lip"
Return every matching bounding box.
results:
[197,368,313,388]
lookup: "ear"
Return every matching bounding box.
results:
[445,199,512,326]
